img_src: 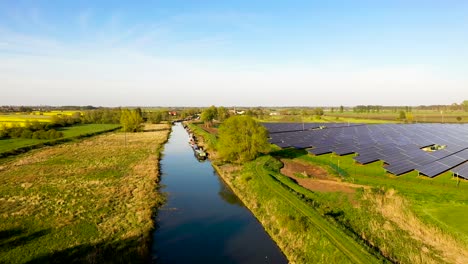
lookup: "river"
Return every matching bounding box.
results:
[151,123,287,263]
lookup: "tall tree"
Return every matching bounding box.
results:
[201,105,217,127]
[399,111,406,120]
[463,100,468,112]
[120,109,143,132]
[217,116,269,163]
[217,106,230,121]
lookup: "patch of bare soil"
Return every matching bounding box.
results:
[280,159,368,198]
[280,159,329,180]
[202,126,218,135]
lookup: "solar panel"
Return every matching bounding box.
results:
[452,162,468,179]
[263,123,468,178]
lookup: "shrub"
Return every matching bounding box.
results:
[21,129,33,139]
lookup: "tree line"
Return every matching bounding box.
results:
[0,120,67,140]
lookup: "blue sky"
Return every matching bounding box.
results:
[0,0,467,106]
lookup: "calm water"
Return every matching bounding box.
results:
[151,123,287,264]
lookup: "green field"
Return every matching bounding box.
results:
[292,150,468,245]
[325,110,468,123]
[257,114,401,124]
[255,109,468,124]
[0,124,170,263]
[0,124,120,156]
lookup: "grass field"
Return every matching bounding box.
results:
[190,121,468,263]
[0,124,120,156]
[256,110,468,124]
[326,110,468,123]
[257,114,400,124]
[0,124,170,263]
[287,150,468,262]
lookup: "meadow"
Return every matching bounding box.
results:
[326,110,468,123]
[0,124,120,157]
[257,114,400,124]
[256,109,468,124]
[0,124,170,263]
[189,121,468,264]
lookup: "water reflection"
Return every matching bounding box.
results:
[218,177,243,207]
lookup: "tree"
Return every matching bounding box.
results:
[313,108,324,116]
[201,105,217,127]
[463,100,468,112]
[217,116,269,163]
[340,105,344,113]
[147,111,162,124]
[217,106,230,121]
[120,109,143,132]
[399,110,406,120]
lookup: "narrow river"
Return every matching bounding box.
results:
[151,123,287,263]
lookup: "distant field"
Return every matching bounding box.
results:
[258,110,468,124]
[0,111,83,128]
[0,115,52,127]
[0,124,120,156]
[0,124,170,263]
[258,114,400,124]
[30,110,80,116]
[326,110,468,123]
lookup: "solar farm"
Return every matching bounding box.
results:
[264,123,468,179]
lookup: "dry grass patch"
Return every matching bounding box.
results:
[366,189,468,264]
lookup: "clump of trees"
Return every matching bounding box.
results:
[82,109,121,124]
[120,109,143,132]
[201,105,230,127]
[217,116,269,163]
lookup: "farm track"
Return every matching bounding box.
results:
[254,157,381,264]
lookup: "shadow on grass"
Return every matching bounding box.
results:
[270,148,308,159]
[0,228,51,251]
[1,228,150,264]
[25,236,150,264]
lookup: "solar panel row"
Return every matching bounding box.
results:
[264,123,468,178]
[452,162,468,179]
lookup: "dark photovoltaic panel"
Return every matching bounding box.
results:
[264,123,468,177]
[452,162,468,179]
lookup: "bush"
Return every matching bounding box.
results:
[8,127,23,138]
[21,129,33,139]
[264,158,283,173]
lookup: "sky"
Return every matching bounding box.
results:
[0,0,467,107]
